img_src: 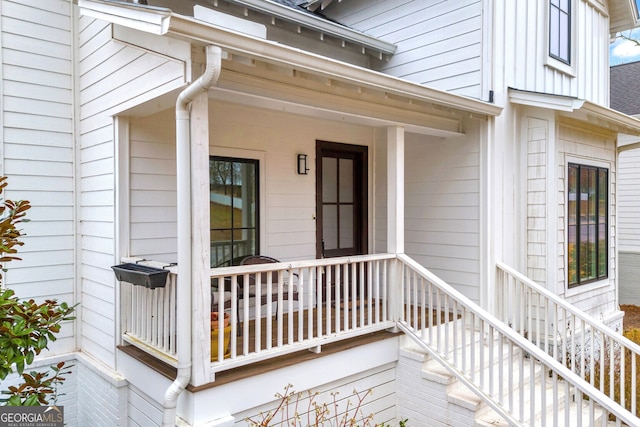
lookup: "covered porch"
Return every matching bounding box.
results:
[110,36,500,391]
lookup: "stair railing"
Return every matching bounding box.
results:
[496,261,640,418]
[397,254,638,426]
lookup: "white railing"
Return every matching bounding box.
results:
[398,255,638,426]
[496,262,640,422]
[209,254,396,373]
[118,254,639,425]
[119,259,179,366]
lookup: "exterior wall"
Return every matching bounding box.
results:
[78,17,187,368]
[404,123,483,305]
[0,0,76,354]
[76,354,128,427]
[209,101,375,261]
[556,120,618,318]
[526,117,551,286]
[618,147,640,305]
[322,0,484,99]
[128,109,178,262]
[500,0,610,105]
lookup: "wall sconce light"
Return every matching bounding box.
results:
[297,154,309,175]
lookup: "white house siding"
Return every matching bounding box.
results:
[321,0,484,99]
[502,0,610,104]
[404,125,482,305]
[0,0,76,353]
[557,120,618,320]
[618,148,640,305]
[527,117,550,286]
[129,109,178,263]
[78,16,187,368]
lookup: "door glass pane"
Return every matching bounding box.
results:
[323,157,337,203]
[323,205,338,250]
[339,159,353,203]
[339,205,354,248]
[210,157,258,267]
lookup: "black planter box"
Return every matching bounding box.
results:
[112,263,169,289]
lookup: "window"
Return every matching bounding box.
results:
[210,156,259,267]
[549,0,571,64]
[567,163,608,287]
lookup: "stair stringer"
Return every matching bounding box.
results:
[396,323,526,427]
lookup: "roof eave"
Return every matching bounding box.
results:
[509,88,640,138]
[78,0,501,118]
[227,0,397,55]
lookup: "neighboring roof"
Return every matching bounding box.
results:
[509,88,640,138]
[611,60,640,116]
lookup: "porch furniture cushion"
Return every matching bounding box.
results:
[211,288,233,311]
[239,255,299,306]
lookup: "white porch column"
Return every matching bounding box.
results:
[387,126,405,254]
[387,126,404,325]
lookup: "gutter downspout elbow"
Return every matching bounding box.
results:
[163,45,222,427]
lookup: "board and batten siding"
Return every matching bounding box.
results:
[618,147,640,305]
[78,16,187,367]
[0,0,76,354]
[321,0,483,99]
[404,125,482,305]
[557,121,618,318]
[501,0,610,104]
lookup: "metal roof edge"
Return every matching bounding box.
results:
[228,0,397,55]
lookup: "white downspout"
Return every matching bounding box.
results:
[163,44,222,427]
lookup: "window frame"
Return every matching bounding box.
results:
[209,155,260,267]
[567,162,609,288]
[545,0,576,76]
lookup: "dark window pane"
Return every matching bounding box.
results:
[210,157,259,267]
[568,163,608,287]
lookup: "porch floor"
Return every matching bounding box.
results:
[119,304,451,392]
[119,329,398,392]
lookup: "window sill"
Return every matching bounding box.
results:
[566,278,610,297]
[544,56,576,78]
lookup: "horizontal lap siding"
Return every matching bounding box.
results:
[404,127,481,304]
[323,0,483,99]
[78,16,186,367]
[210,101,373,261]
[1,0,75,354]
[618,148,640,306]
[129,110,177,262]
[618,148,640,250]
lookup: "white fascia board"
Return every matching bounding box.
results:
[166,16,501,117]
[228,0,397,55]
[509,88,640,137]
[78,0,501,118]
[509,89,585,112]
[78,0,171,35]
